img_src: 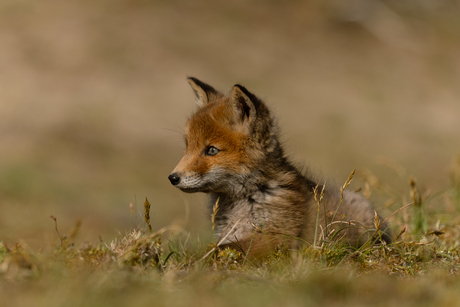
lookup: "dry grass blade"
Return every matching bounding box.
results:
[342,168,356,193]
[313,183,326,247]
[144,197,153,233]
[313,183,325,204]
[373,211,381,230]
[381,202,414,226]
[366,202,413,245]
[217,219,242,247]
[197,218,242,263]
[211,197,220,231]
[394,227,406,242]
[330,169,356,229]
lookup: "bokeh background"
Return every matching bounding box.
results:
[1,0,459,248]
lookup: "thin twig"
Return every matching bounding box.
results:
[50,215,64,246]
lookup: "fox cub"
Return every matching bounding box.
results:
[169,77,391,256]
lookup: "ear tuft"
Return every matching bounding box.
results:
[187,77,219,106]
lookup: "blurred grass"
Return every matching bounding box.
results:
[0,1,460,304]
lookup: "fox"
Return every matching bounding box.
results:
[168,77,392,257]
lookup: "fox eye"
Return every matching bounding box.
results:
[206,146,220,156]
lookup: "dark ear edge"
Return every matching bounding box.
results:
[232,84,261,111]
[230,84,261,123]
[187,77,219,105]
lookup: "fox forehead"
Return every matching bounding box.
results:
[184,100,247,149]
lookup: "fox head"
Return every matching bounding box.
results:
[168,77,280,193]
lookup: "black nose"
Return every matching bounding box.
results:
[168,173,181,186]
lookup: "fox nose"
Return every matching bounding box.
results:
[168,173,181,186]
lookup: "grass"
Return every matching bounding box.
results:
[2,163,460,307]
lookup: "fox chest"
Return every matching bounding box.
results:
[212,197,274,242]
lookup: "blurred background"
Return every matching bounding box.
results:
[0,0,459,248]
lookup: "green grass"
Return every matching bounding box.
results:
[2,164,460,307]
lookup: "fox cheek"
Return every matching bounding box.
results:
[191,159,212,177]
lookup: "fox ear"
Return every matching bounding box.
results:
[187,77,219,106]
[230,84,260,125]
